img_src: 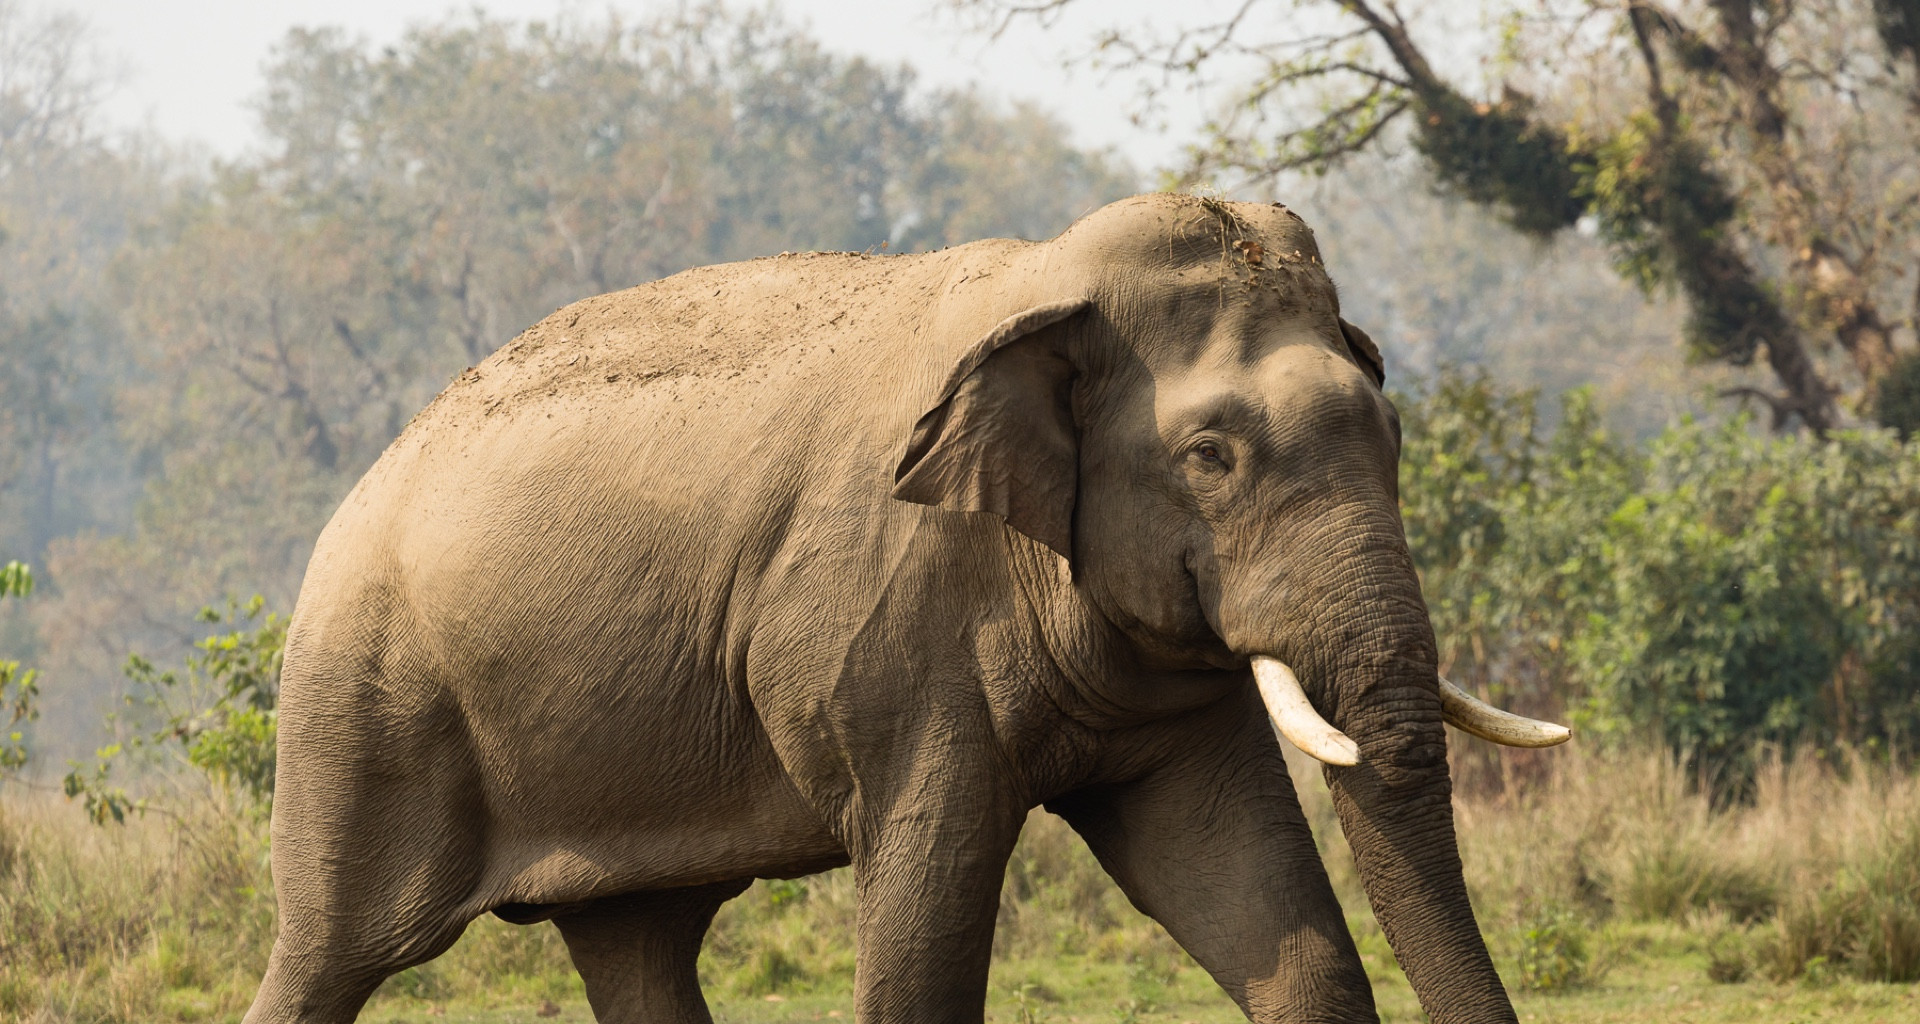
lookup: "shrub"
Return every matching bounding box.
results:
[1706,939,1750,983]
[1515,909,1594,991]
[1397,371,1920,789]
[64,597,284,824]
[0,561,36,775]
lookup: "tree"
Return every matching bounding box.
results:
[960,0,1920,432]
[0,0,147,565]
[1297,157,1713,439]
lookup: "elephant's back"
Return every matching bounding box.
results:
[389,247,975,458]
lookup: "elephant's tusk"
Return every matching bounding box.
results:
[1438,677,1572,748]
[1252,656,1361,766]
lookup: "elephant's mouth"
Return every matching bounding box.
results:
[1177,551,1240,670]
[1250,655,1572,766]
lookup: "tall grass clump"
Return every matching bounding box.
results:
[0,794,274,1021]
[1746,754,1920,982]
[1431,743,1920,987]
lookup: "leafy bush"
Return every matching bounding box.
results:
[64,597,284,824]
[0,562,35,774]
[1398,371,1920,783]
[1514,908,1594,991]
[1705,929,1751,983]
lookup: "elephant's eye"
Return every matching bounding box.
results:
[1190,441,1229,470]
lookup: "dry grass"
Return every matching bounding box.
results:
[4,742,1919,1022]
[0,794,272,1021]
[1436,745,1920,986]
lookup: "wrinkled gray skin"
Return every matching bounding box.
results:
[245,194,1512,1024]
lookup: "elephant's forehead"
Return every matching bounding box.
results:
[1051,195,1341,333]
[1159,322,1361,404]
[1096,260,1343,367]
[1054,192,1328,275]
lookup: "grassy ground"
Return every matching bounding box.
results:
[5,745,1920,1022]
[346,924,1920,1024]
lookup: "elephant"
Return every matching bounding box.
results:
[244,192,1567,1024]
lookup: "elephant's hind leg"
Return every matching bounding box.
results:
[554,880,752,1024]
[244,655,489,1022]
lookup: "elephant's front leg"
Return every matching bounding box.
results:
[845,752,1026,1023]
[1049,686,1377,1024]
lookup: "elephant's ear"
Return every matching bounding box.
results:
[892,299,1091,560]
[1339,317,1385,388]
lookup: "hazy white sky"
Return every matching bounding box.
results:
[54,0,1240,172]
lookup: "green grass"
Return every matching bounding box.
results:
[6,744,1920,1022]
[347,919,1920,1024]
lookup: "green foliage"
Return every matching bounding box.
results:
[1586,421,1920,764]
[1412,90,1588,239]
[0,562,27,599]
[1576,117,1781,370]
[1398,371,1920,776]
[0,561,35,773]
[1399,373,1631,734]
[764,878,810,908]
[1515,909,1594,991]
[1875,350,1920,438]
[1875,0,1920,60]
[63,597,284,824]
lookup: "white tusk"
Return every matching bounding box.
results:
[1438,677,1572,748]
[1252,656,1360,766]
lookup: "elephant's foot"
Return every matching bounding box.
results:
[553,880,752,1024]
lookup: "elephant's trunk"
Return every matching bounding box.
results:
[1321,645,1516,1024]
[1223,521,1519,1024]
